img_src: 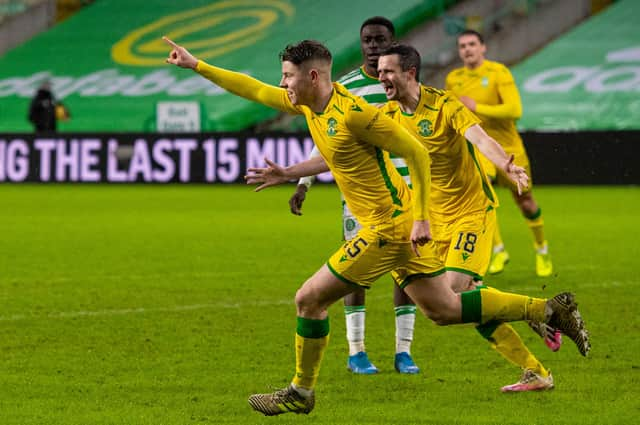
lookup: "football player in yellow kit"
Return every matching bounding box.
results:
[164,37,589,417]
[446,30,552,277]
[378,43,558,392]
[289,17,421,375]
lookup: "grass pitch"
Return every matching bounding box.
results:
[0,184,638,424]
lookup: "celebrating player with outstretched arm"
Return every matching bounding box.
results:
[165,36,590,417]
[287,16,422,376]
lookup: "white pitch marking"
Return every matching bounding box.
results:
[0,280,629,322]
[0,295,385,323]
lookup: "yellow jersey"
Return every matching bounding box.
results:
[195,61,432,227]
[382,85,496,223]
[445,60,523,151]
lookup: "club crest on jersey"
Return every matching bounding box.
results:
[417,119,433,136]
[345,218,356,232]
[481,77,489,87]
[327,117,338,136]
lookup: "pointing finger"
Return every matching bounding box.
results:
[162,36,178,48]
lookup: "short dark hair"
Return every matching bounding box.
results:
[279,40,332,65]
[458,29,484,44]
[380,44,421,81]
[360,16,395,36]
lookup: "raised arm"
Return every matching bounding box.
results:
[163,36,299,114]
[465,124,528,194]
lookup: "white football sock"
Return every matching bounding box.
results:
[395,305,416,354]
[344,306,365,355]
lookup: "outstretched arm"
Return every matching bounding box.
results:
[245,156,330,192]
[163,36,299,114]
[465,124,528,194]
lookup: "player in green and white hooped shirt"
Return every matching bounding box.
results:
[288,16,419,375]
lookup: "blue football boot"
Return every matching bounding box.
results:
[394,352,420,374]
[347,351,378,374]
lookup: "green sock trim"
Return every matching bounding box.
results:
[461,289,483,323]
[297,317,330,339]
[524,207,542,220]
[475,320,500,340]
[344,305,366,314]
[394,305,417,316]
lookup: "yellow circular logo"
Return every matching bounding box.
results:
[112,0,294,66]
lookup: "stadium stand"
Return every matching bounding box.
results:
[0,0,55,53]
[0,0,635,184]
[0,0,458,133]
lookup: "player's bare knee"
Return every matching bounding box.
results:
[295,287,318,314]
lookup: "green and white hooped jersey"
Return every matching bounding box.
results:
[338,67,388,106]
[299,66,411,240]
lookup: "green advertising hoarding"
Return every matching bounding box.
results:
[513,0,640,131]
[0,0,454,132]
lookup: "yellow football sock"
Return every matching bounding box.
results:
[477,322,549,377]
[461,286,547,323]
[525,208,546,247]
[292,317,330,390]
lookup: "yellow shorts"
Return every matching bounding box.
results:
[327,211,444,288]
[390,241,445,288]
[431,207,497,280]
[479,144,532,193]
